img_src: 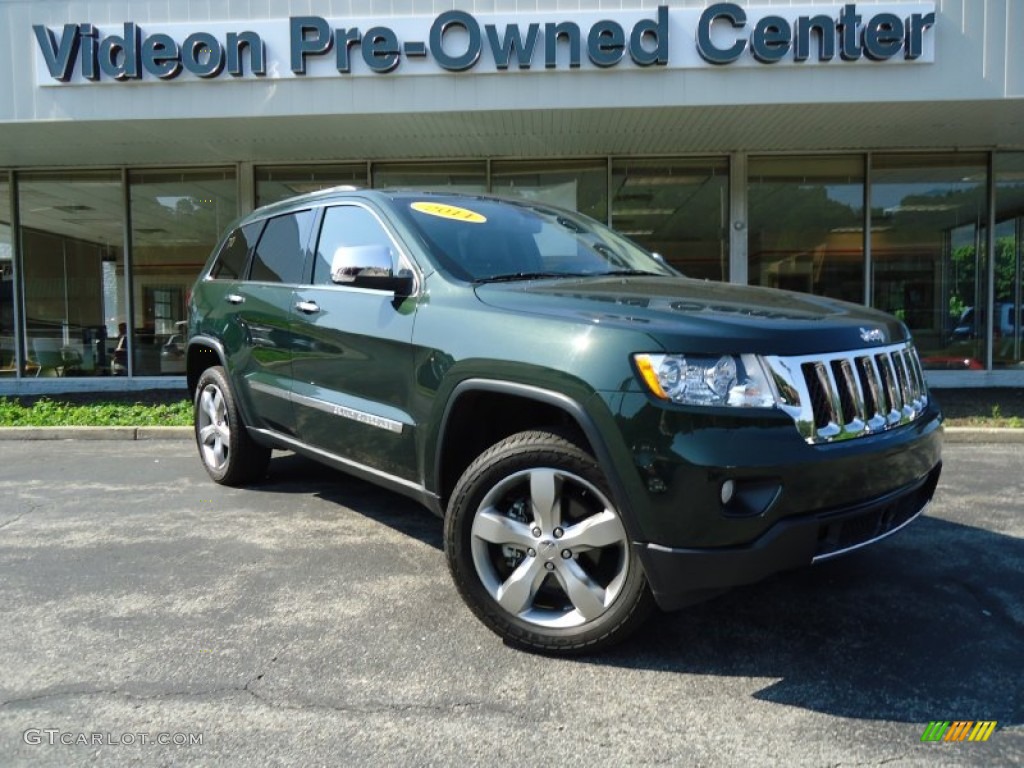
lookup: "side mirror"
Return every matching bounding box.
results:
[331,245,413,295]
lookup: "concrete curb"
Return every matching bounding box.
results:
[0,425,1021,443]
[943,427,1024,444]
[0,426,193,440]
[137,426,194,440]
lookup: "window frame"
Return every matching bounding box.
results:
[208,220,265,281]
[246,208,316,286]
[308,200,422,294]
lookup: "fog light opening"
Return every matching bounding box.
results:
[720,479,736,505]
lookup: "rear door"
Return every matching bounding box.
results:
[290,202,421,482]
[210,210,315,436]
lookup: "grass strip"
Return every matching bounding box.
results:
[0,397,192,427]
[0,395,1019,428]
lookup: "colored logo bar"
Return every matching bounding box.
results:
[921,721,997,742]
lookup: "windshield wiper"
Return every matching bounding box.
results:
[475,272,586,283]
[475,269,664,283]
[596,269,663,277]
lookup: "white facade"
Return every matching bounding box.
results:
[1,1,1021,164]
[1,0,1023,392]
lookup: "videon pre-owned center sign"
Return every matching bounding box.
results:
[33,3,935,85]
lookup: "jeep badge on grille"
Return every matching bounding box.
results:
[860,327,886,344]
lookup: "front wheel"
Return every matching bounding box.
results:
[194,366,270,486]
[445,430,653,654]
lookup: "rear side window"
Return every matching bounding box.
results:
[249,210,315,284]
[210,221,262,280]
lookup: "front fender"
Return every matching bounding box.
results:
[428,377,649,544]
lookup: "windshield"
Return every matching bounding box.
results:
[391,194,678,282]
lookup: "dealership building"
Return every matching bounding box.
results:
[0,0,1022,393]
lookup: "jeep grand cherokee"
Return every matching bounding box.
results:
[187,188,943,654]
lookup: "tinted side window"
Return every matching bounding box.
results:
[249,210,315,284]
[210,221,262,279]
[314,205,395,285]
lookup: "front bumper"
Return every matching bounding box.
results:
[596,387,944,610]
[637,462,941,610]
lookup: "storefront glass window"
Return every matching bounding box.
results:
[373,162,486,193]
[490,159,608,223]
[19,171,126,378]
[130,168,237,376]
[256,164,368,208]
[611,158,728,280]
[1,178,12,376]
[748,156,865,302]
[870,154,988,371]
[994,153,1024,369]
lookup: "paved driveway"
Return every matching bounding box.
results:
[0,440,1021,766]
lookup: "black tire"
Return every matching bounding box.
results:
[193,366,270,486]
[445,430,654,655]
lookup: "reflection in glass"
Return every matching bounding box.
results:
[1,179,12,376]
[491,160,607,223]
[373,162,486,194]
[748,156,864,302]
[19,171,125,377]
[256,164,367,207]
[870,154,987,371]
[612,158,728,280]
[130,169,236,375]
[994,153,1024,369]
[314,206,395,285]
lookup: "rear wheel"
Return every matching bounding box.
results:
[445,430,653,654]
[194,366,270,485]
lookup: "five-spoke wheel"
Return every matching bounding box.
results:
[193,366,270,485]
[470,467,629,628]
[197,381,231,472]
[446,431,652,654]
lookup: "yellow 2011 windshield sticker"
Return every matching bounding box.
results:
[410,201,487,223]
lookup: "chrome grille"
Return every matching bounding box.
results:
[763,342,929,444]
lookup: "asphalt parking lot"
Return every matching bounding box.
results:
[0,439,1021,767]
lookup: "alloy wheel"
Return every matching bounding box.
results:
[469,467,630,629]
[197,383,231,471]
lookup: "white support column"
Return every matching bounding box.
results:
[729,152,748,285]
[9,170,24,378]
[606,156,613,226]
[122,168,135,379]
[986,151,996,370]
[863,153,873,307]
[239,162,255,214]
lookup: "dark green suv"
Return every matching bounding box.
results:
[187,188,943,654]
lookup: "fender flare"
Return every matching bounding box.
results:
[185,335,229,396]
[433,378,642,540]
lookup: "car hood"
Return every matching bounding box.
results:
[473,276,909,356]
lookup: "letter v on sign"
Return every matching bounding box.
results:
[33,24,81,82]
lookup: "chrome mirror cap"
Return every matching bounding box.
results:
[331,244,394,285]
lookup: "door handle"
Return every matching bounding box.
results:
[225,294,245,305]
[295,300,321,314]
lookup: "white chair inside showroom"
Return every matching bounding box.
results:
[31,338,68,377]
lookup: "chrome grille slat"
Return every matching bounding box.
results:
[858,355,890,433]
[837,358,867,432]
[891,352,915,419]
[876,353,903,424]
[763,342,929,444]
[815,362,843,439]
[856,356,884,430]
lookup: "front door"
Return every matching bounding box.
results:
[290,203,421,482]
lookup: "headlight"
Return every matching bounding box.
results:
[633,353,777,408]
